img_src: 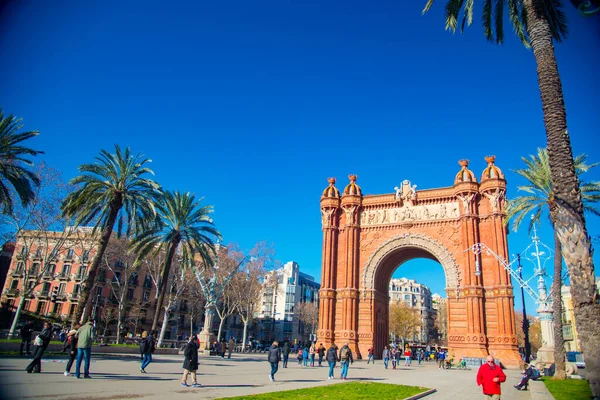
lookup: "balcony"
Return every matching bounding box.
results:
[63,253,74,262]
[3,288,19,298]
[57,273,70,281]
[10,270,24,278]
[72,273,86,282]
[35,290,50,300]
[42,271,54,281]
[563,324,574,341]
[56,293,68,302]
[15,253,25,260]
[69,292,80,301]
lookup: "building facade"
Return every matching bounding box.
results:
[257,261,320,344]
[389,277,434,344]
[0,228,197,341]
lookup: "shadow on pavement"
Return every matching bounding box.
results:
[198,384,260,388]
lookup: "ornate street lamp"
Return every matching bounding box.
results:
[465,222,555,368]
[516,254,531,363]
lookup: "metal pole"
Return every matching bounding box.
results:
[518,254,531,363]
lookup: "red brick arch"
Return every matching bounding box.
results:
[317,159,522,367]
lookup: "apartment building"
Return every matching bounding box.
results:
[389,277,435,344]
[258,261,320,344]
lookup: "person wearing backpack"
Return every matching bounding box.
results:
[338,342,353,380]
[514,364,536,391]
[139,331,153,373]
[317,343,326,367]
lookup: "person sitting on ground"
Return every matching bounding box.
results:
[514,363,534,391]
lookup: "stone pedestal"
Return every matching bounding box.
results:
[199,306,216,351]
[536,307,555,367]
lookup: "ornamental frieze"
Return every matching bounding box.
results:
[360,202,459,227]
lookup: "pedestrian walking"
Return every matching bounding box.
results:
[220,338,227,359]
[267,341,282,382]
[405,349,412,367]
[367,346,375,364]
[282,341,290,368]
[309,343,316,367]
[391,347,397,370]
[338,342,353,380]
[317,343,325,366]
[437,348,445,369]
[297,348,303,366]
[417,349,422,365]
[382,345,390,369]
[302,346,309,367]
[181,334,201,387]
[140,331,153,373]
[19,320,34,356]
[25,321,52,373]
[75,320,94,379]
[228,337,235,359]
[477,355,506,399]
[64,324,80,376]
[326,344,338,379]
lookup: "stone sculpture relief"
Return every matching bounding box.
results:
[483,188,505,213]
[360,202,459,227]
[394,179,418,206]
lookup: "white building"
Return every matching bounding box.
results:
[257,261,320,344]
[389,277,434,344]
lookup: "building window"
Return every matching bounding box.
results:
[61,264,71,276]
[143,274,152,288]
[52,302,60,314]
[16,262,24,273]
[58,283,66,294]
[47,264,56,275]
[73,284,81,296]
[31,263,40,276]
[66,249,74,259]
[41,282,50,294]
[143,291,149,302]
[95,286,103,296]
[78,266,87,278]
[11,280,18,289]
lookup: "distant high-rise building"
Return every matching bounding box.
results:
[257,261,319,344]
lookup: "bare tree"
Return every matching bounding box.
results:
[156,258,187,347]
[0,164,78,336]
[233,241,278,350]
[99,306,116,340]
[214,249,242,341]
[295,301,318,342]
[127,299,146,337]
[184,277,204,337]
[103,238,137,344]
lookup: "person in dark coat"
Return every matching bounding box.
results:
[326,344,339,379]
[20,320,34,356]
[267,341,282,382]
[64,323,81,376]
[282,341,290,368]
[25,321,52,373]
[181,335,201,387]
[514,363,534,390]
[139,331,153,373]
[220,338,227,359]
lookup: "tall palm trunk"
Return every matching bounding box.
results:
[524,2,599,395]
[552,230,566,379]
[151,234,180,332]
[73,196,122,324]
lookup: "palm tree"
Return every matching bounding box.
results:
[0,109,43,214]
[507,148,600,379]
[132,190,220,333]
[61,145,161,323]
[423,2,600,394]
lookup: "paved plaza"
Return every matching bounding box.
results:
[0,353,539,400]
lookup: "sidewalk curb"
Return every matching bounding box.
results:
[405,388,437,400]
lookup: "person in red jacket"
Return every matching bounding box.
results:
[476,355,507,399]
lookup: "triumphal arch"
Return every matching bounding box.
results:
[317,157,522,367]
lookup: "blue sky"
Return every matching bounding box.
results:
[1,1,599,316]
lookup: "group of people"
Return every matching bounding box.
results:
[267,341,354,382]
[23,319,94,379]
[211,337,236,359]
[380,346,415,369]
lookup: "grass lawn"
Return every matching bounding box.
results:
[542,377,592,400]
[218,381,429,400]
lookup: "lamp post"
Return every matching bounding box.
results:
[194,243,247,352]
[516,254,531,363]
[91,293,101,322]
